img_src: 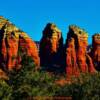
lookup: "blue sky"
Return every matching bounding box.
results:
[0,0,100,44]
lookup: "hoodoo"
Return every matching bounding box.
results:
[40,23,64,71]
[65,25,95,78]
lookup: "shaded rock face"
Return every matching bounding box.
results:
[91,34,100,70]
[0,16,40,71]
[40,23,64,72]
[65,25,95,78]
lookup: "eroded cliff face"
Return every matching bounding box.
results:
[65,25,95,78]
[91,34,100,70]
[0,16,99,80]
[40,23,64,72]
[0,16,40,72]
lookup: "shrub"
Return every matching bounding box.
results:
[54,73,100,100]
[8,55,59,99]
[0,79,12,100]
[0,54,100,100]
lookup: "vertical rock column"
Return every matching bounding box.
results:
[65,25,95,79]
[66,38,79,79]
[40,23,63,71]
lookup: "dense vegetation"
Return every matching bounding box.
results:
[0,55,100,100]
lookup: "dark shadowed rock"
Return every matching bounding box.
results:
[91,33,100,70]
[39,23,64,73]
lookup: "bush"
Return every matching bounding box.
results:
[0,55,100,100]
[54,73,100,100]
[8,55,59,99]
[0,79,12,100]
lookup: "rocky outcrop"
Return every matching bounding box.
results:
[91,33,100,70]
[0,16,99,78]
[40,23,64,72]
[0,16,40,71]
[65,25,95,78]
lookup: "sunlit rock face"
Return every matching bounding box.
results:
[0,16,40,71]
[65,25,95,78]
[91,33,100,70]
[39,23,64,72]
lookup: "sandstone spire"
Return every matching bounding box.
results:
[40,23,64,72]
[65,25,95,78]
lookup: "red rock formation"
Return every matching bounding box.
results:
[91,33,100,70]
[0,16,40,71]
[19,32,40,68]
[65,25,95,78]
[40,23,64,71]
[66,38,79,79]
